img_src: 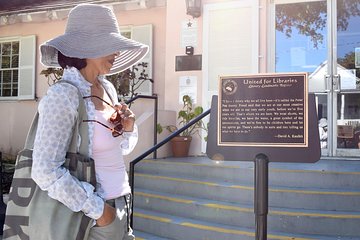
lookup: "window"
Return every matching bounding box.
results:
[120,24,153,96]
[269,0,328,93]
[0,35,36,100]
[0,41,19,97]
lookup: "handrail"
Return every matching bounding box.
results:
[125,94,158,104]
[129,108,211,227]
[0,151,4,236]
[125,94,158,159]
[0,152,3,203]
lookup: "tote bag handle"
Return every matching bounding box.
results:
[23,81,89,156]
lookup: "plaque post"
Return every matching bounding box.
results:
[254,153,269,240]
[208,73,320,238]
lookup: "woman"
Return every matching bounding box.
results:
[33,3,148,239]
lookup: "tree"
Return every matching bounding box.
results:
[39,68,63,86]
[40,62,152,104]
[107,62,153,103]
[338,51,360,85]
[275,1,360,49]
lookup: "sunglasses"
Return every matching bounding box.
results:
[83,119,123,137]
[83,95,124,137]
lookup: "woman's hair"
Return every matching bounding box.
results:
[57,51,87,70]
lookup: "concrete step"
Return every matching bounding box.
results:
[133,157,360,238]
[135,230,173,240]
[134,188,360,237]
[134,172,360,211]
[133,208,357,240]
[136,158,360,189]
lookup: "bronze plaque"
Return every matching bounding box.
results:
[218,73,308,147]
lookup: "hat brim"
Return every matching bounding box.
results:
[40,32,149,74]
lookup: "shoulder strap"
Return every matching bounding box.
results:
[24,113,39,150]
[67,82,89,156]
[24,81,89,156]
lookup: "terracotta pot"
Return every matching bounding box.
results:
[170,136,192,157]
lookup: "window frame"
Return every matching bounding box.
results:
[0,35,36,101]
[0,38,20,98]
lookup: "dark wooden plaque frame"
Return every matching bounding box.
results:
[207,94,320,163]
[206,73,320,163]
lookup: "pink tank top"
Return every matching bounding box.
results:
[92,109,131,200]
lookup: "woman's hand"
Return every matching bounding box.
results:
[111,103,135,132]
[96,203,116,227]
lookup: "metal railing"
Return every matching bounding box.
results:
[125,94,158,159]
[0,151,6,235]
[128,108,211,227]
[0,96,209,231]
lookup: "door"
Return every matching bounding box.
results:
[202,0,259,152]
[334,0,360,156]
[271,0,360,157]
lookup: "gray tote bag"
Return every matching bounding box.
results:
[3,82,96,240]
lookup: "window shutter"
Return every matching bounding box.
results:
[131,24,153,95]
[18,35,36,100]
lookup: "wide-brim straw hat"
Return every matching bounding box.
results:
[40,4,149,75]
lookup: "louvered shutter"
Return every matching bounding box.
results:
[131,24,153,95]
[18,35,36,100]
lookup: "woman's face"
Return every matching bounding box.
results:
[86,52,119,75]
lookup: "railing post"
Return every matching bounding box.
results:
[254,153,269,240]
[153,94,158,159]
[129,161,135,228]
[126,94,159,159]
[128,108,211,229]
[0,151,3,201]
[0,151,6,235]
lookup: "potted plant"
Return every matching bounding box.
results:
[157,95,207,157]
